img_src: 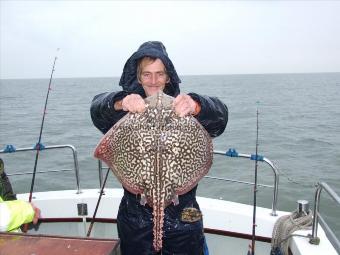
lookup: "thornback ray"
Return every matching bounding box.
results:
[94,92,213,252]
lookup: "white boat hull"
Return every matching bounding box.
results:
[16,188,337,255]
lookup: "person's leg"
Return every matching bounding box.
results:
[117,194,155,255]
[162,219,204,255]
[203,235,210,255]
[162,202,205,255]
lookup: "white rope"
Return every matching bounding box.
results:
[271,210,313,255]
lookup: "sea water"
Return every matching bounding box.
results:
[1,72,339,239]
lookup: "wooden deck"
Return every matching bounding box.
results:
[0,232,120,255]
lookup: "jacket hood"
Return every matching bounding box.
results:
[119,41,181,97]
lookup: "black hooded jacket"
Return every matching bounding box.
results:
[0,158,16,201]
[90,41,228,137]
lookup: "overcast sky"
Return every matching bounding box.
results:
[1,1,340,79]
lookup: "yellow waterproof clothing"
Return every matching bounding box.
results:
[0,196,35,232]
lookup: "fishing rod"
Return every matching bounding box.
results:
[250,104,260,255]
[87,167,110,237]
[24,50,59,232]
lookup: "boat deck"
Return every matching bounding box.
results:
[0,232,120,255]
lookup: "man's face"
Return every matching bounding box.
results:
[140,58,169,96]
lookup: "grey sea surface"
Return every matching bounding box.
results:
[0,73,339,239]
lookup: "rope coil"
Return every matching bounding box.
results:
[271,210,313,255]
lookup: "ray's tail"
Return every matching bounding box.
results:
[152,197,165,251]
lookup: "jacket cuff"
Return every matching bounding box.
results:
[113,91,129,104]
[188,93,204,118]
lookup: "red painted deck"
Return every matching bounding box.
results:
[0,232,120,255]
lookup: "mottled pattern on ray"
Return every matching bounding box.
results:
[94,92,213,251]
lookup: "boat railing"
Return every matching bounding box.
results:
[210,149,279,216]
[0,144,81,194]
[311,182,340,253]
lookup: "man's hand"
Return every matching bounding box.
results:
[173,94,199,117]
[30,203,41,225]
[118,94,146,113]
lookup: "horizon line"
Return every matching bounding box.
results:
[1,71,340,80]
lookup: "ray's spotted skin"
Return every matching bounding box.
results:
[94,92,213,251]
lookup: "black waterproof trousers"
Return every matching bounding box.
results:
[117,187,204,255]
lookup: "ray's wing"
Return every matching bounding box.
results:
[161,114,213,198]
[94,112,147,195]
